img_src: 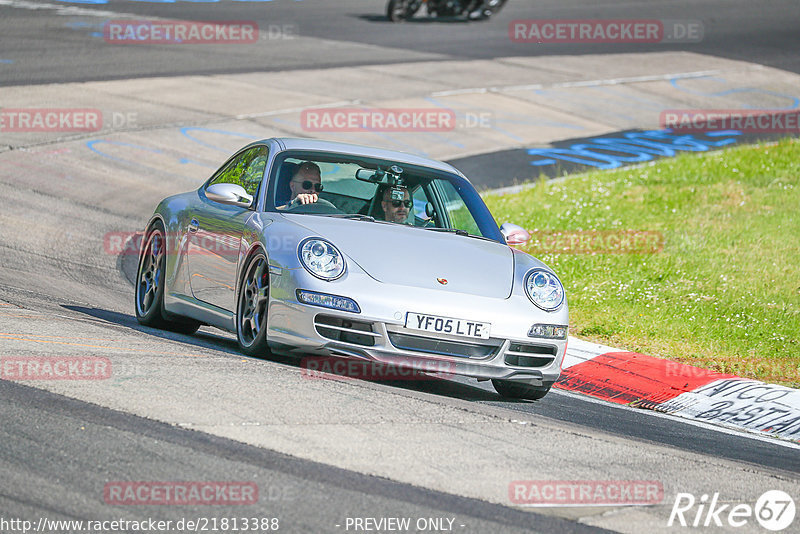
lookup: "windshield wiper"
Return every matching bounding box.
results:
[424,227,469,236]
[326,214,376,222]
[424,227,498,242]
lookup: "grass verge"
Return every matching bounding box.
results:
[484,138,800,387]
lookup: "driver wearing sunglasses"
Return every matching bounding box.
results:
[381,186,412,224]
[286,161,323,207]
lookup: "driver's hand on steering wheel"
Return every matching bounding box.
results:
[294,193,318,205]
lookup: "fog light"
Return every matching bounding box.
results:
[528,324,568,340]
[297,290,360,313]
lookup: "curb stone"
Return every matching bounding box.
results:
[560,337,800,443]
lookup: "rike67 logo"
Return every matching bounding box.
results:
[668,490,795,531]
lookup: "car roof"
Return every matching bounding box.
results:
[263,137,466,178]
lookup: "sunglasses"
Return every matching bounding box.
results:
[389,199,412,208]
[294,180,323,192]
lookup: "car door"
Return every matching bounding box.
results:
[187,146,268,311]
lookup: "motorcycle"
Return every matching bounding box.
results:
[387,0,507,22]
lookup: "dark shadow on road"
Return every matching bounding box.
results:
[61,304,245,357]
[355,14,473,24]
[61,304,511,402]
[268,353,514,402]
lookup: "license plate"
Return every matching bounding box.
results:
[405,312,491,339]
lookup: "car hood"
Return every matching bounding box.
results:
[288,215,514,298]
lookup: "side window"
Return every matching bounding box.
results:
[207,146,269,197]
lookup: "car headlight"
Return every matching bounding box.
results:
[298,238,345,280]
[524,269,564,311]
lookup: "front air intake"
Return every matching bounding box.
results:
[505,343,556,368]
[314,315,378,347]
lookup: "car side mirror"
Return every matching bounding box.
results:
[425,202,436,218]
[500,223,530,246]
[206,183,254,208]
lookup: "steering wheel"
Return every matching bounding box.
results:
[285,197,344,215]
[414,215,436,228]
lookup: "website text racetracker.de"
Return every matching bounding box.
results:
[103,21,258,45]
[1,517,280,533]
[509,19,703,43]
[301,109,458,132]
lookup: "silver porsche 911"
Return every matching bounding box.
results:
[135,138,568,399]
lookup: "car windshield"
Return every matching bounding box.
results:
[266,151,504,243]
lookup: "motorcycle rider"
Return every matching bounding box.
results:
[387,0,506,22]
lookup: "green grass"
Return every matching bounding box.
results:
[484,138,800,387]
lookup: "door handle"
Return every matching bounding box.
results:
[188,218,199,233]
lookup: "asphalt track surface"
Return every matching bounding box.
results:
[0,0,799,86]
[0,290,797,532]
[1,378,610,534]
[2,1,800,533]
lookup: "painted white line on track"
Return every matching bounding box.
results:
[550,387,800,451]
[464,372,800,448]
[0,0,139,18]
[545,69,728,89]
[431,69,733,97]
[234,100,360,120]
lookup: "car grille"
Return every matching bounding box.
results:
[387,332,503,359]
[314,315,379,347]
[504,342,556,368]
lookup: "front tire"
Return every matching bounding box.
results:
[236,251,271,357]
[492,379,551,400]
[135,222,201,335]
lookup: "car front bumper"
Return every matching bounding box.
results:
[266,268,567,386]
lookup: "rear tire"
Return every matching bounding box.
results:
[134,222,201,335]
[492,379,551,400]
